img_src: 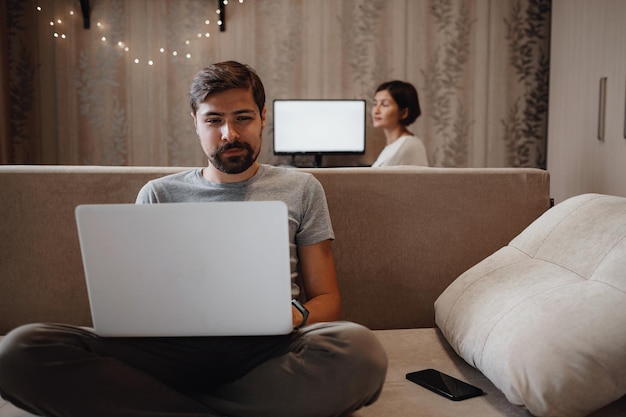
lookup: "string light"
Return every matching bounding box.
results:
[216,11,222,28]
[36,2,246,67]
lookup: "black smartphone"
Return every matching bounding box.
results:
[406,368,484,401]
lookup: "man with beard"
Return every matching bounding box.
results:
[0,61,387,417]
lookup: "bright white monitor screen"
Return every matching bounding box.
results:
[273,99,366,154]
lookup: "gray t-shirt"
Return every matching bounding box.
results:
[135,164,335,298]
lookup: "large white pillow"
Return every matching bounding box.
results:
[435,194,626,417]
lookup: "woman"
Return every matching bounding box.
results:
[371,80,428,167]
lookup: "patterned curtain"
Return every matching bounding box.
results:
[3,0,551,168]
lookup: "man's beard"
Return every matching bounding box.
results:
[209,140,259,174]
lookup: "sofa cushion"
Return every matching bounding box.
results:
[2,327,626,417]
[434,194,626,417]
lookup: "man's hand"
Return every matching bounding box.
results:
[292,304,306,328]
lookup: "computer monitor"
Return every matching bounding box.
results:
[273,99,366,167]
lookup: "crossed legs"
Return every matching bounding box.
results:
[0,322,387,417]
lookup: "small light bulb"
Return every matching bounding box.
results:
[205,20,210,25]
[205,33,210,38]
[36,6,42,11]
[159,48,165,53]
[124,47,130,52]
[148,60,154,66]
[57,19,62,24]
[185,40,190,45]
[172,51,178,56]
[134,58,139,64]
[61,34,66,39]
[53,32,59,38]
[101,36,107,42]
[69,10,74,15]
[186,53,191,59]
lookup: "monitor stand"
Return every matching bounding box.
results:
[313,154,323,168]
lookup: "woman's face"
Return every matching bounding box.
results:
[372,89,407,129]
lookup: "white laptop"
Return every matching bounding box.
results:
[75,201,294,337]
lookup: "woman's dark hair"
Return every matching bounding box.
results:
[189,61,265,114]
[375,80,421,125]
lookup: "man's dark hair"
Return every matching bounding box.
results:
[375,80,421,125]
[189,61,265,114]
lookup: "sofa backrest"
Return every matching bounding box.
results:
[0,165,550,333]
[306,167,551,329]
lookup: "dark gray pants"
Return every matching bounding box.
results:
[0,322,387,417]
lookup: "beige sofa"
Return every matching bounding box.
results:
[0,165,623,417]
